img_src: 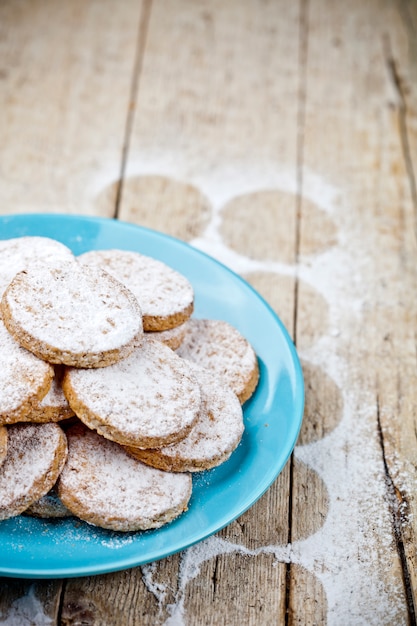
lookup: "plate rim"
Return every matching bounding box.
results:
[0,213,304,578]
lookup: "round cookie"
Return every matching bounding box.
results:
[0,236,74,297]
[78,249,194,331]
[1,258,144,368]
[176,319,259,404]
[58,424,192,532]
[125,363,244,472]
[62,337,201,448]
[0,423,68,521]
[0,318,54,425]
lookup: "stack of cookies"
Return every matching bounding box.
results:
[0,237,259,532]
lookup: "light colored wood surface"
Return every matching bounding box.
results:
[0,0,416,624]
[0,0,142,215]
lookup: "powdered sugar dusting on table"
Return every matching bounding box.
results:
[0,164,408,623]
[115,160,408,625]
[2,584,54,626]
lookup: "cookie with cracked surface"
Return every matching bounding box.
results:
[1,258,144,368]
[62,337,201,448]
[78,249,194,331]
[58,424,192,532]
[176,319,259,404]
[0,422,68,521]
[0,318,54,425]
[125,363,244,472]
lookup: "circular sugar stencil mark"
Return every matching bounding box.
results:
[220,190,337,263]
[95,175,212,242]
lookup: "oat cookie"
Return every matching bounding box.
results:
[62,337,201,448]
[125,363,244,472]
[0,236,74,297]
[0,318,54,425]
[176,319,259,404]
[58,424,192,532]
[1,258,144,368]
[78,249,194,331]
[0,423,68,520]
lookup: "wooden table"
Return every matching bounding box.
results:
[0,0,416,624]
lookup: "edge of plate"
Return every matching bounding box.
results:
[0,213,305,578]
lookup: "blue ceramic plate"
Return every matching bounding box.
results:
[0,214,304,579]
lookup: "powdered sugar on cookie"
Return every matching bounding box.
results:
[0,318,54,424]
[63,337,201,448]
[0,236,74,298]
[58,425,192,531]
[147,321,188,350]
[177,319,259,403]
[1,259,144,367]
[125,363,244,472]
[78,249,194,331]
[0,423,68,520]
[26,366,75,423]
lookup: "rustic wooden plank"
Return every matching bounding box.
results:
[117,0,300,225]
[97,174,213,242]
[293,0,415,622]
[62,556,181,626]
[0,1,415,624]
[371,1,417,609]
[0,0,142,216]
[112,0,342,623]
[382,10,417,611]
[114,0,304,624]
[183,553,286,626]
[0,579,63,623]
[0,0,143,621]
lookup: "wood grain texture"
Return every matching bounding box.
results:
[0,0,415,624]
[0,0,142,215]
[117,0,300,219]
[183,553,286,626]
[116,0,329,623]
[61,558,181,626]
[0,579,62,623]
[298,0,416,621]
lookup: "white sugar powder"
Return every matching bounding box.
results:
[114,161,409,626]
[3,260,143,354]
[0,320,52,414]
[78,249,194,320]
